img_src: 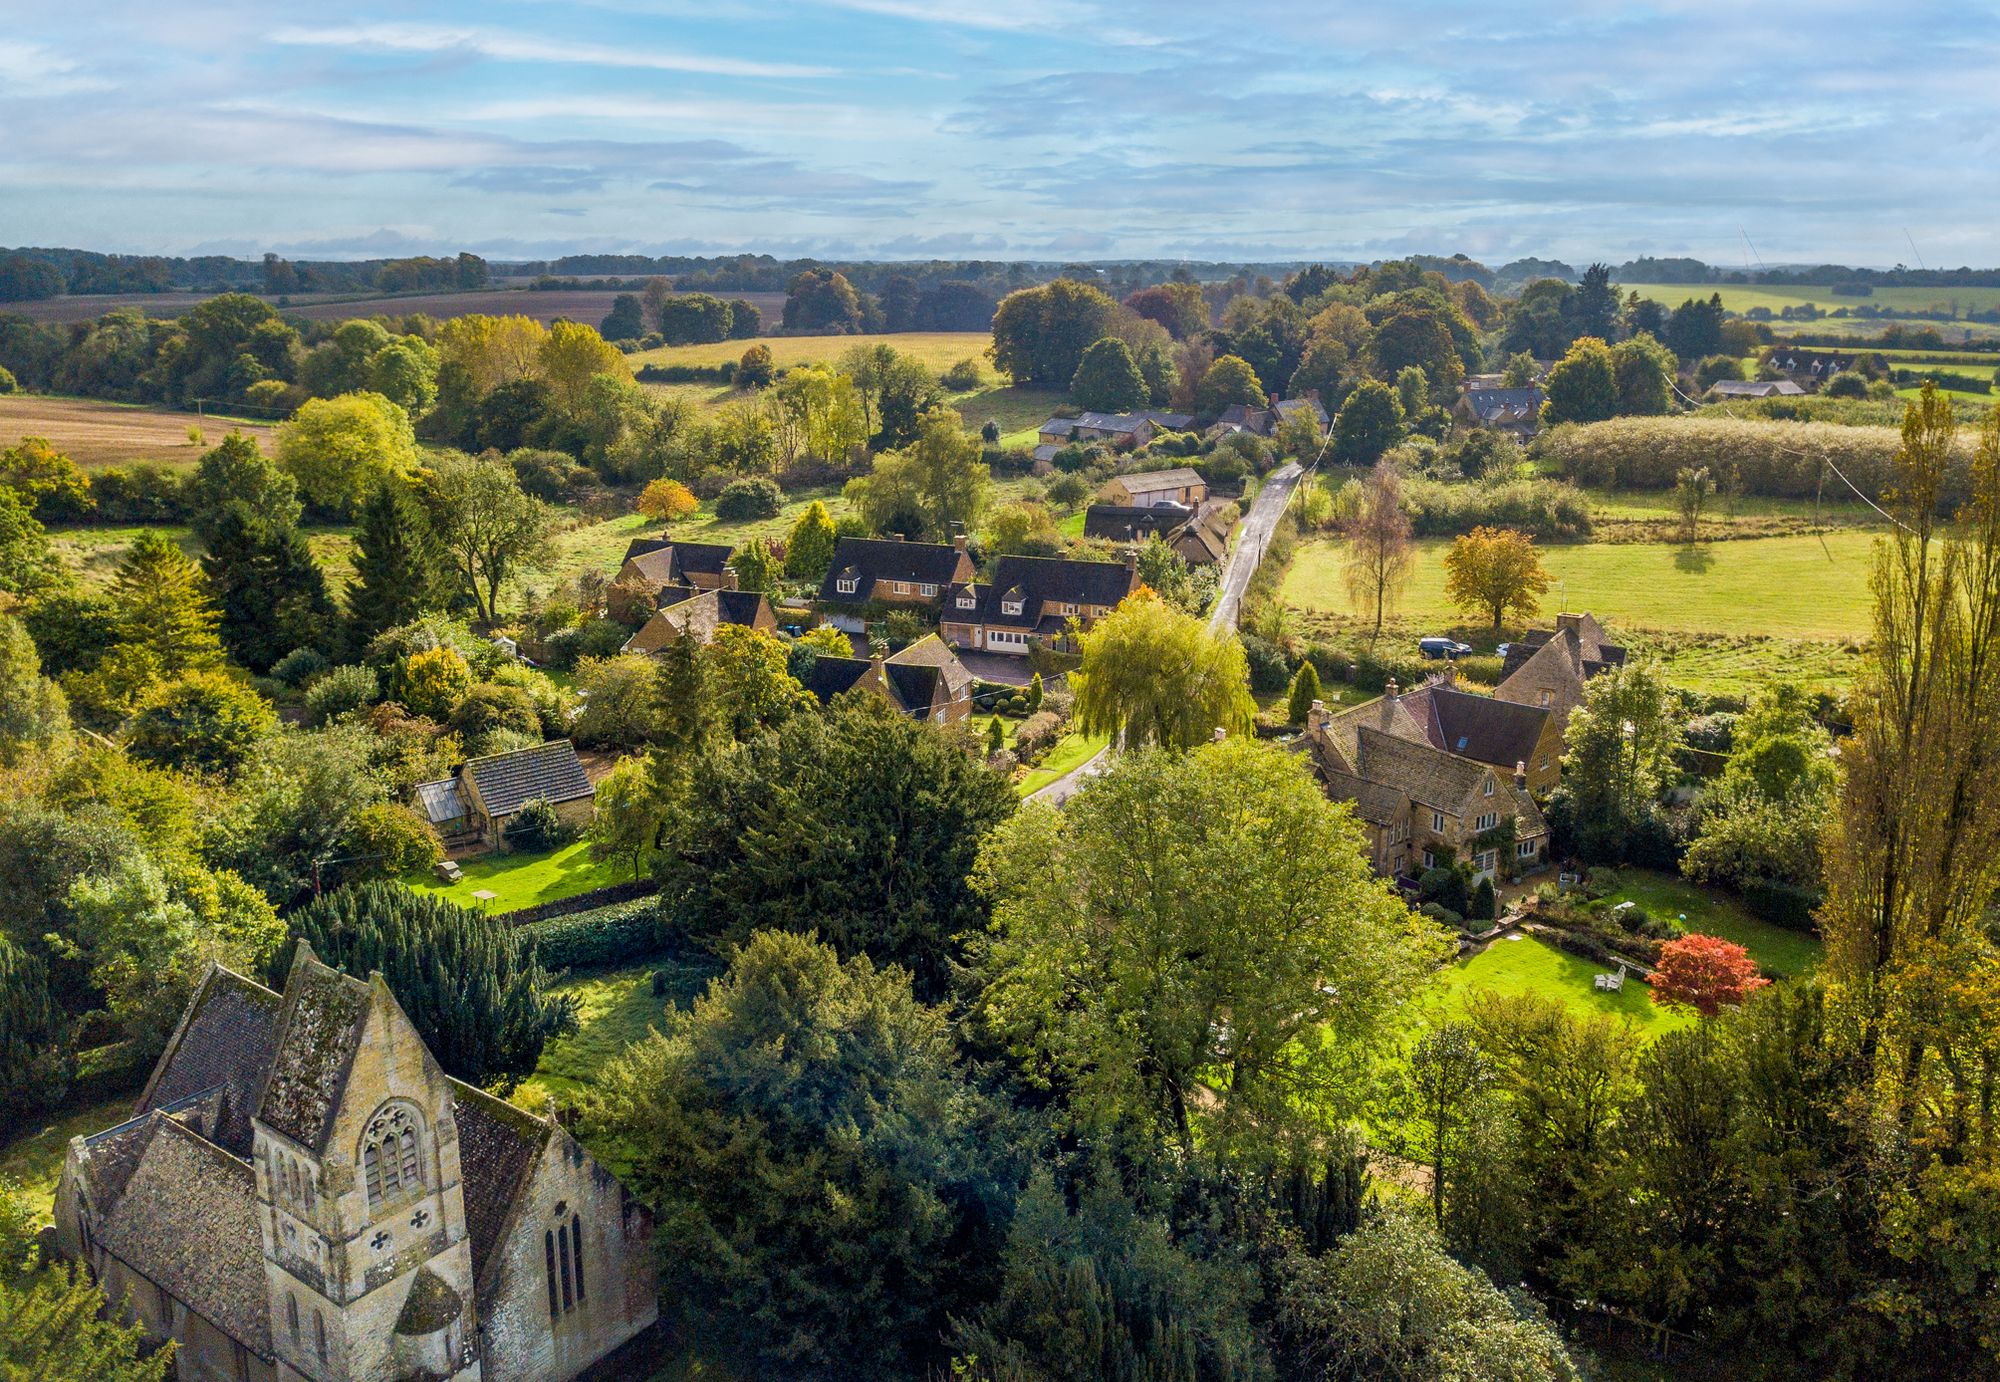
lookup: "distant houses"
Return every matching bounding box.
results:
[1454,384,1544,441]
[1707,378,1805,399]
[1210,391,1329,440]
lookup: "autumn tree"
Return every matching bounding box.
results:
[275,391,421,516]
[1341,459,1414,639]
[1442,526,1550,627]
[1649,934,1770,1016]
[843,406,991,542]
[1072,594,1254,751]
[636,477,697,523]
[784,499,838,580]
[989,278,1119,385]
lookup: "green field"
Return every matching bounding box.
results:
[1616,281,2000,316]
[1018,731,1110,796]
[0,1096,136,1223]
[629,330,991,374]
[1430,933,1692,1036]
[403,839,634,912]
[1601,870,1820,979]
[1284,531,1880,642]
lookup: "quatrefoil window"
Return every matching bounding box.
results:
[370,1230,392,1252]
[410,1208,431,1229]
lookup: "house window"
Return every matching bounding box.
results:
[315,1310,328,1363]
[1483,777,1494,796]
[288,1294,299,1343]
[1431,811,1444,832]
[1421,849,1435,870]
[1539,758,1550,771]
[919,583,937,597]
[1476,812,1498,832]
[1517,840,1538,858]
[1539,690,1553,707]
[1476,850,1497,872]
[836,577,858,594]
[956,594,976,609]
[1002,600,1023,615]
[545,1231,560,1318]
[559,1223,574,1311]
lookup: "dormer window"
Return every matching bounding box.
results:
[956,594,976,609]
[1002,599,1023,616]
[836,576,858,594]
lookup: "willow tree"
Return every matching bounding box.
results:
[1072,593,1254,752]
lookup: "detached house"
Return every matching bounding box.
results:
[940,552,1139,656]
[1455,385,1545,441]
[816,536,976,634]
[616,537,736,593]
[799,635,975,725]
[1494,612,1626,732]
[414,741,597,850]
[1397,672,1563,795]
[1083,502,1230,567]
[1097,467,1208,509]
[622,586,776,655]
[55,943,657,1382]
[1305,687,1548,881]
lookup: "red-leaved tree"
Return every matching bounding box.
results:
[1648,933,1770,1016]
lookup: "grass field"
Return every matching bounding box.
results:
[630,330,989,374]
[0,1096,135,1223]
[1601,869,1820,979]
[0,393,273,467]
[1429,933,1693,1036]
[403,839,634,912]
[0,287,790,330]
[1616,281,2000,317]
[1284,531,1880,642]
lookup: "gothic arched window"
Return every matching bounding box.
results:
[570,1215,584,1303]
[360,1104,427,1212]
[287,1293,300,1343]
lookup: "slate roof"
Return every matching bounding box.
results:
[1709,379,1805,397]
[465,740,594,818]
[256,951,373,1153]
[136,966,284,1159]
[948,554,1137,630]
[818,537,968,605]
[451,1078,552,1305]
[94,1114,272,1358]
[1498,615,1626,682]
[618,540,734,587]
[1461,387,1544,423]
[886,634,973,702]
[1215,403,1274,435]
[623,588,774,654]
[1400,684,1551,774]
[1083,502,1194,542]
[1273,395,1329,427]
[1138,410,1195,430]
[799,654,881,705]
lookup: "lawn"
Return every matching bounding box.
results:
[0,1096,136,1223]
[1283,531,1881,642]
[1600,869,1821,979]
[47,521,356,591]
[403,839,634,912]
[1614,281,2000,322]
[1017,730,1110,796]
[1428,933,1693,1037]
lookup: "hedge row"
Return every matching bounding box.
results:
[1536,416,1980,505]
[637,361,736,384]
[525,896,666,970]
[1401,476,1594,542]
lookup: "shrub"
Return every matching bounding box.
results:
[0,933,75,1115]
[449,682,542,744]
[395,645,473,720]
[1013,709,1069,764]
[271,647,332,689]
[127,671,277,775]
[0,366,16,394]
[529,897,664,970]
[505,798,578,852]
[304,663,380,723]
[1418,866,1470,916]
[349,800,444,876]
[1400,476,1593,542]
[941,358,984,391]
[714,475,784,521]
[1418,901,1464,930]
[1741,877,1822,931]
[1470,875,1497,922]
[1240,632,1293,694]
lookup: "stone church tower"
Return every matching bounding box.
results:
[254,945,481,1381]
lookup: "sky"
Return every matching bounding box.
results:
[3,0,1998,265]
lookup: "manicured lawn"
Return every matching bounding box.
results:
[404,840,632,912]
[1430,933,1693,1037]
[1601,869,1822,979]
[1017,730,1110,796]
[1284,531,1881,642]
[0,1096,136,1222]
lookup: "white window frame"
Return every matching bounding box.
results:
[1517,840,1538,858]
[920,583,938,597]
[1476,849,1497,873]
[956,594,977,609]
[892,581,911,595]
[1421,849,1435,870]
[1002,599,1023,616]
[1475,812,1498,832]
[836,577,858,595]
[1431,811,1444,833]
[1483,777,1495,796]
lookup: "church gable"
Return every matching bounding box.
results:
[256,948,374,1152]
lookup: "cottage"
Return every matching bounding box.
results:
[1494,613,1626,732]
[415,741,596,850]
[1212,403,1274,437]
[55,944,657,1382]
[622,587,777,655]
[1097,467,1208,509]
[940,552,1139,656]
[798,635,974,725]
[1082,501,1229,567]
[1454,385,1545,440]
[1037,412,1159,449]
[615,537,736,593]
[1305,691,1548,881]
[1271,393,1330,436]
[816,536,976,634]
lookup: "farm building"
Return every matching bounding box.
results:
[414,741,597,850]
[1097,467,1207,509]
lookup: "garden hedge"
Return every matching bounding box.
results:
[527,896,667,970]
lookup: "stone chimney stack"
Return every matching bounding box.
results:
[1556,612,1582,633]
[1514,760,1528,790]
[1307,698,1330,733]
[1379,679,1399,729]
[1125,546,1139,574]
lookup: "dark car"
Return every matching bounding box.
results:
[1418,636,1474,660]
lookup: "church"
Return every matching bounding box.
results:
[55,941,658,1382]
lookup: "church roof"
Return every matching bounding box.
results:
[450,1079,552,1303]
[255,948,373,1153]
[136,966,283,1158]
[93,1113,272,1359]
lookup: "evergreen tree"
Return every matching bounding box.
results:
[1286,660,1321,723]
[346,479,444,644]
[784,499,839,580]
[986,716,1005,756]
[201,505,337,671]
[287,882,575,1089]
[110,530,222,675]
[1027,671,1045,713]
[0,613,69,765]
[0,1249,172,1382]
[0,934,74,1115]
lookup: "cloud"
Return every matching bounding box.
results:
[267,21,836,79]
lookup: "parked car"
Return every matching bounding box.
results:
[1418,636,1474,660]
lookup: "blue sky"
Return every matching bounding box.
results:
[3,0,1997,264]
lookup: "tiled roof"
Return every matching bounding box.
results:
[256,952,372,1153]
[800,654,880,704]
[619,540,734,587]
[1463,386,1544,422]
[886,634,972,701]
[1082,503,1194,542]
[624,589,772,654]
[1320,767,1408,826]
[1138,410,1194,430]
[1311,695,1432,775]
[1401,684,1550,773]
[817,537,968,604]
[136,966,283,1158]
[620,548,681,587]
[883,662,942,714]
[1354,727,1498,813]
[466,740,594,818]
[715,589,770,626]
[95,1114,272,1358]
[450,1078,552,1304]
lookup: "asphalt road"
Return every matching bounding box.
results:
[1028,462,1307,805]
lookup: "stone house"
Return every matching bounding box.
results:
[799,634,975,725]
[1454,385,1545,441]
[414,742,596,851]
[615,538,736,593]
[55,944,657,1382]
[1096,467,1208,509]
[1397,672,1564,795]
[816,536,976,634]
[1305,689,1548,881]
[622,586,776,655]
[939,552,1138,656]
[1081,502,1230,567]
[1494,612,1626,733]
[1037,411,1188,450]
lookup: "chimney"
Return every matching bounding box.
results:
[1379,679,1399,729]
[1556,612,1582,633]
[1441,662,1456,687]
[952,532,968,554]
[1124,546,1139,574]
[1514,761,1528,790]
[1268,391,1280,409]
[1212,727,1228,743]
[1305,388,1320,404]
[1307,698,1330,733]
